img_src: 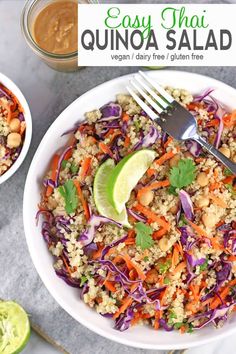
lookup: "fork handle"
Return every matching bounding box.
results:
[193,135,236,175]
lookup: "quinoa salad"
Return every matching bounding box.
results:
[0,83,26,176]
[38,87,236,333]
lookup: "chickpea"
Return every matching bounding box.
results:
[219,146,231,158]
[197,172,209,187]
[9,118,21,132]
[195,196,209,208]
[169,154,180,168]
[233,154,236,163]
[202,213,217,228]
[7,132,21,148]
[169,203,179,214]
[184,152,194,159]
[139,190,154,206]
[145,268,158,284]
[158,237,171,252]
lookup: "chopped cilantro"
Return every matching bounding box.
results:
[80,275,88,286]
[225,184,236,195]
[58,179,78,214]
[134,120,141,132]
[164,277,171,284]
[71,162,79,174]
[169,159,196,189]
[135,222,154,250]
[158,260,171,274]
[143,256,149,262]
[199,258,208,272]
[169,311,177,319]
[224,168,233,176]
[178,214,188,227]
[173,322,183,329]
[61,160,68,169]
[168,185,178,196]
[187,323,194,333]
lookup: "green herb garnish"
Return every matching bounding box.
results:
[168,185,178,196]
[135,222,154,250]
[71,162,79,174]
[164,277,171,284]
[178,214,188,227]
[173,322,183,329]
[199,258,208,272]
[224,168,233,177]
[61,160,68,170]
[169,159,196,189]
[134,120,141,132]
[158,260,171,274]
[80,275,88,286]
[143,256,149,262]
[58,179,78,214]
[225,184,236,195]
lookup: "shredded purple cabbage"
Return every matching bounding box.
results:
[99,103,122,122]
[179,190,194,221]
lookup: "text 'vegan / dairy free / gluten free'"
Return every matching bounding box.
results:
[21,0,79,72]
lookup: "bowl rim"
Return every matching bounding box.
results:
[0,72,32,184]
[23,70,236,350]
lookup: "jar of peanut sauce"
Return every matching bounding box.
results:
[21,0,85,72]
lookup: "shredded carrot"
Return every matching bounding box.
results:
[186,219,208,237]
[122,254,146,280]
[210,287,229,310]
[209,194,227,208]
[45,154,60,197]
[154,151,176,166]
[80,157,92,182]
[205,118,220,128]
[164,136,173,149]
[134,203,170,230]
[210,237,224,250]
[195,157,204,163]
[172,261,186,275]
[228,279,236,287]
[61,255,72,275]
[228,255,236,262]
[146,168,156,177]
[154,310,161,330]
[104,280,116,292]
[137,180,170,199]
[99,142,113,158]
[122,113,130,122]
[113,297,133,319]
[223,111,236,127]
[172,244,180,269]
[92,244,104,259]
[223,176,235,184]
[189,284,200,302]
[152,228,168,239]
[209,182,221,191]
[187,102,202,111]
[124,135,130,148]
[73,180,90,221]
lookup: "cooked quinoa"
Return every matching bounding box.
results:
[0,83,26,176]
[38,86,236,333]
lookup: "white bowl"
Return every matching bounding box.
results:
[0,72,32,184]
[23,70,236,350]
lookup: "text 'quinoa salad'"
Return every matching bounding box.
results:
[38,87,236,333]
[0,83,26,176]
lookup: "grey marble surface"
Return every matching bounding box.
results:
[0,1,236,353]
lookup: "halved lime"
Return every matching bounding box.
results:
[107,149,156,214]
[94,159,130,227]
[0,301,30,354]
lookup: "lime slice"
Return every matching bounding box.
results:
[94,159,130,227]
[107,149,156,214]
[0,301,30,354]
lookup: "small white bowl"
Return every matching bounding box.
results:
[0,72,32,184]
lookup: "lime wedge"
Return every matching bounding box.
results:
[0,301,30,354]
[107,149,156,214]
[94,159,130,227]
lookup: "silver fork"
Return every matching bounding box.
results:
[127,71,236,175]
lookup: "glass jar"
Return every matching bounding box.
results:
[21,0,83,72]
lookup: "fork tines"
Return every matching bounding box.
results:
[127,71,174,120]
